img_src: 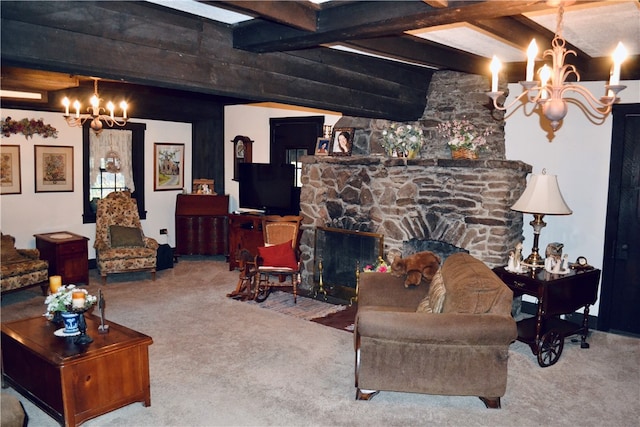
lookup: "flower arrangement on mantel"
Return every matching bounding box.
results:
[436,119,491,159]
[380,122,424,157]
[1,116,58,139]
[363,257,391,273]
[44,285,97,317]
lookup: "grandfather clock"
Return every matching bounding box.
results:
[232,135,253,181]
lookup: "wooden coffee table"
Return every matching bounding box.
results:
[1,315,153,427]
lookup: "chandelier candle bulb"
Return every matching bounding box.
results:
[526,39,538,81]
[120,101,128,119]
[62,97,70,116]
[490,56,501,92]
[74,100,80,118]
[609,42,628,86]
[539,65,551,99]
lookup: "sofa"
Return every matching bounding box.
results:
[1,233,49,295]
[354,252,517,408]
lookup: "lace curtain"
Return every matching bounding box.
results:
[89,129,134,193]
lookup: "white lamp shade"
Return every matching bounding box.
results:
[511,173,572,215]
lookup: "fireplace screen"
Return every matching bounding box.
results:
[313,227,384,291]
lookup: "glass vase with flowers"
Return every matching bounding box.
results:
[381,123,424,158]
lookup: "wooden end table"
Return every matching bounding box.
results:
[1,315,153,427]
[493,266,601,367]
[35,231,90,285]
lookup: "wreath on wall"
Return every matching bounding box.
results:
[1,116,58,139]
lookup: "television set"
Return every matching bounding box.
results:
[238,163,297,215]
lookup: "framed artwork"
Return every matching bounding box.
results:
[34,145,74,192]
[315,137,330,156]
[0,145,22,195]
[330,127,354,156]
[154,143,185,191]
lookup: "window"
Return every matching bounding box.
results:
[286,148,307,188]
[82,122,147,223]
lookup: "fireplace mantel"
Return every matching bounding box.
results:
[297,155,531,291]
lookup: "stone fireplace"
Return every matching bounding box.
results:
[296,156,531,291]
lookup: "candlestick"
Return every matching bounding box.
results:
[490,56,501,92]
[526,39,538,82]
[49,275,62,294]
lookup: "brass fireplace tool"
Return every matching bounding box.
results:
[350,261,360,306]
[314,258,327,300]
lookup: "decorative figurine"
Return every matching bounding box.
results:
[98,289,109,334]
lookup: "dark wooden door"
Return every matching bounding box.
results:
[599,103,640,337]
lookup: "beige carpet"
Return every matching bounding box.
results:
[1,257,639,426]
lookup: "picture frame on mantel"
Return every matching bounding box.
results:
[0,145,22,195]
[330,127,354,156]
[154,143,185,191]
[34,145,74,193]
[315,137,330,156]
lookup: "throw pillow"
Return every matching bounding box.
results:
[416,268,446,313]
[257,240,298,269]
[109,225,144,247]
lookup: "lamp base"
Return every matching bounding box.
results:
[523,252,545,268]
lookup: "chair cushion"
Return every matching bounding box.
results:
[416,268,446,313]
[109,225,144,247]
[258,240,297,269]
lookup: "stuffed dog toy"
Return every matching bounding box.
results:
[390,251,441,287]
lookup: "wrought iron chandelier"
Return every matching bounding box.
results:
[487,4,628,131]
[62,78,128,134]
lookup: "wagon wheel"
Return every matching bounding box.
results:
[255,286,271,303]
[537,330,564,367]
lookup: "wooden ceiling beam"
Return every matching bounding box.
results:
[210,1,319,32]
[233,1,553,53]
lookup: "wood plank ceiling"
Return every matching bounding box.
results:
[1,0,638,122]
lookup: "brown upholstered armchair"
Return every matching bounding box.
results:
[94,191,158,284]
[1,233,48,294]
[355,252,517,408]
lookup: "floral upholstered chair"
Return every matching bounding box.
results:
[0,233,49,294]
[94,191,158,284]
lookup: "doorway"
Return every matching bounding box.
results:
[599,103,640,337]
[269,116,325,213]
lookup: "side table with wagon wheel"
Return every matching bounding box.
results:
[493,266,601,367]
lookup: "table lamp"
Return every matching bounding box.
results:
[511,169,572,267]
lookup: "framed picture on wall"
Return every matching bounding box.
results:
[315,137,330,156]
[329,127,354,156]
[154,143,185,191]
[34,145,74,192]
[1,145,22,195]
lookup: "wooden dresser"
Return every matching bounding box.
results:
[175,194,229,256]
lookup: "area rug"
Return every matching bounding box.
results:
[239,290,348,321]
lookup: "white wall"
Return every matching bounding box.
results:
[0,109,191,258]
[504,80,640,315]
[224,103,341,212]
